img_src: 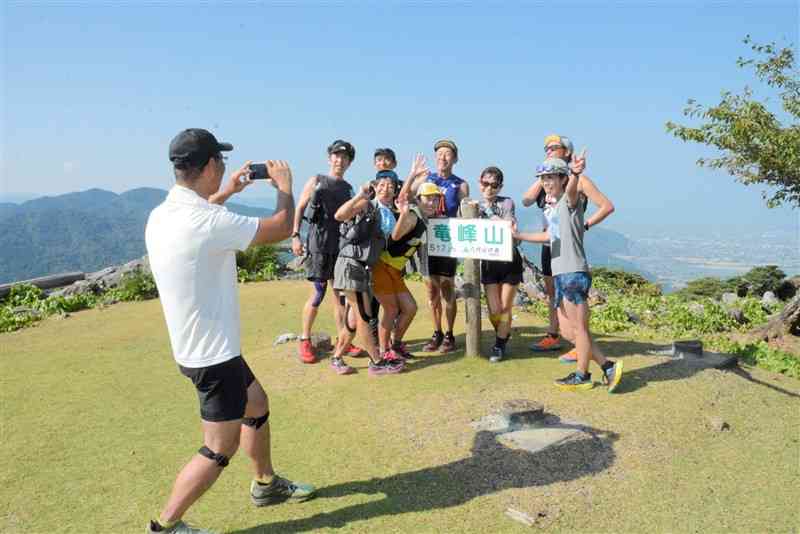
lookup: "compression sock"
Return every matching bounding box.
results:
[497,336,509,349]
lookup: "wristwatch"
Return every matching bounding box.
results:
[583,222,590,231]
[291,232,300,239]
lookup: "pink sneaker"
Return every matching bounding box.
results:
[330,357,355,375]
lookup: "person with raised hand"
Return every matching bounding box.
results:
[515,157,623,393]
[145,129,314,534]
[521,135,614,362]
[409,140,469,353]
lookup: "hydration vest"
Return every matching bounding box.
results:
[338,200,386,266]
[303,175,354,254]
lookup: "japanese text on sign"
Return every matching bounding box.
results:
[427,218,513,262]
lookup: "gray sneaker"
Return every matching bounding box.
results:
[250,475,316,506]
[147,520,217,534]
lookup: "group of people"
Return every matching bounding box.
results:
[142,128,625,534]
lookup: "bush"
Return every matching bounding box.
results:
[592,268,661,297]
[740,265,786,297]
[236,245,281,283]
[708,338,800,379]
[676,277,733,300]
[106,270,158,302]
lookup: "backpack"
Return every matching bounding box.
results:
[338,201,386,266]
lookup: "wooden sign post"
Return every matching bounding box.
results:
[460,199,482,358]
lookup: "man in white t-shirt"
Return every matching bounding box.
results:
[144,128,315,534]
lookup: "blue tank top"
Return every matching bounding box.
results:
[427,173,464,217]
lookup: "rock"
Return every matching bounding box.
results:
[501,400,545,427]
[707,416,730,432]
[588,287,606,306]
[775,277,800,301]
[522,281,547,302]
[505,508,536,527]
[11,306,41,318]
[514,291,531,307]
[721,292,738,306]
[273,333,298,346]
[59,280,98,297]
[673,339,703,357]
[762,291,779,308]
[728,308,746,324]
[625,310,641,324]
[688,302,705,315]
[309,332,333,352]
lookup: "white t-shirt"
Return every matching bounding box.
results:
[145,185,259,368]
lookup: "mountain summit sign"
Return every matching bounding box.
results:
[426,218,513,262]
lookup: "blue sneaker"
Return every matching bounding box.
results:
[602,360,624,393]
[554,372,593,391]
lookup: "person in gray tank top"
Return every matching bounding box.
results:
[515,157,624,393]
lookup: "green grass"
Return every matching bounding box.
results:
[2,281,799,533]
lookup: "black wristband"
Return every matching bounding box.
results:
[583,222,590,231]
[291,232,300,239]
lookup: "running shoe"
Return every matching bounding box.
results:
[602,360,625,394]
[250,475,316,506]
[147,520,217,534]
[489,345,505,363]
[345,344,365,357]
[383,348,405,363]
[329,356,355,375]
[558,348,578,363]
[440,333,456,353]
[422,331,444,352]
[297,339,316,364]
[554,372,594,391]
[392,341,415,360]
[530,334,562,352]
[368,357,404,376]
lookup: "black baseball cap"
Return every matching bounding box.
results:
[327,139,356,161]
[169,128,233,168]
[374,147,397,163]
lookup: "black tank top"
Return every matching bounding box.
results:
[304,175,354,254]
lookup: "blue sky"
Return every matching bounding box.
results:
[2,1,798,236]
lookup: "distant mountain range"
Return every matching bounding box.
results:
[0,188,274,284]
[0,187,646,285]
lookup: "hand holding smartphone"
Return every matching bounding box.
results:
[248,163,270,180]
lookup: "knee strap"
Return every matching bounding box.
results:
[344,303,357,333]
[198,445,229,467]
[356,291,373,323]
[242,411,269,429]
[311,280,328,308]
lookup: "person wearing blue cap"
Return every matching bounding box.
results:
[515,157,624,393]
[522,135,615,362]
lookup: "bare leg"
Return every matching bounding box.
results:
[426,277,443,333]
[158,419,241,524]
[484,283,502,332]
[375,293,399,353]
[498,283,518,339]
[440,276,457,333]
[301,284,321,339]
[562,299,607,374]
[239,379,274,480]
[544,275,559,335]
[392,292,418,343]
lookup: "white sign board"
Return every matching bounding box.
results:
[426,218,513,262]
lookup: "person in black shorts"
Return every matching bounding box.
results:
[145,129,314,534]
[478,166,523,363]
[291,140,356,364]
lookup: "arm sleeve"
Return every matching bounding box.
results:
[208,207,260,252]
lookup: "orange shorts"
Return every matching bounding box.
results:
[372,260,409,296]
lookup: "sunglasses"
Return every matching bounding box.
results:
[212,153,228,162]
[480,181,501,189]
[544,144,564,152]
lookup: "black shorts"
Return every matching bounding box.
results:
[306,252,337,281]
[541,246,552,277]
[179,355,256,422]
[428,255,458,278]
[481,250,524,285]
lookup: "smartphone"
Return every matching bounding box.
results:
[249,163,269,180]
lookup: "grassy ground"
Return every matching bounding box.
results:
[2,280,799,533]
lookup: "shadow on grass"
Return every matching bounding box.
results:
[231,425,618,533]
